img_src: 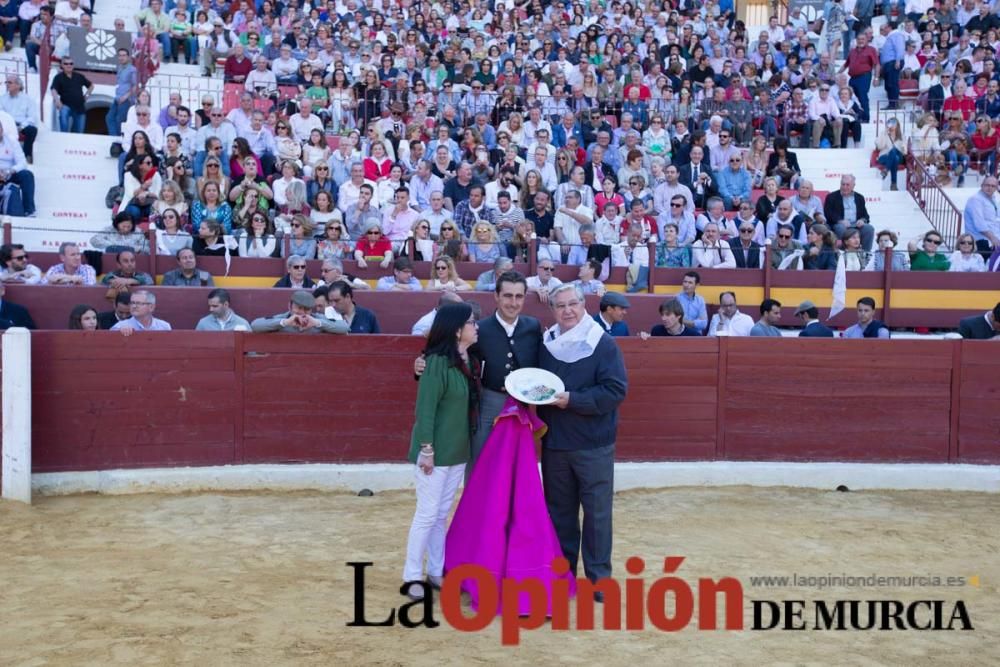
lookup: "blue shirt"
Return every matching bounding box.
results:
[676,291,707,333]
[963,190,1000,242]
[114,64,138,101]
[880,31,906,65]
[110,316,172,331]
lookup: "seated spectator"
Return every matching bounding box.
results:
[453,184,497,239]
[0,76,38,165]
[310,191,342,237]
[950,234,987,272]
[91,212,149,254]
[327,280,381,334]
[42,242,96,285]
[824,174,874,251]
[100,250,154,292]
[427,255,471,292]
[68,304,99,331]
[411,292,464,336]
[0,242,42,284]
[475,256,514,291]
[97,292,131,330]
[0,281,34,329]
[274,255,315,289]
[962,177,1000,255]
[958,302,1000,340]
[754,177,785,225]
[696,197,737,240]
[526,258,563,303]
[707,291,755,336]
[728,221,764,269]
[790,180,826,227]
[196,288,251,331]
[152,179,189,224]
[228,155,273,208]
[655,222,693,268]
[908,231,950,271]
[287,214,317,259]
[251,290,349,334]
[553,189,594,249]
[841,228,871,271]
[353,222,394,269]
[317,258,369,291]
[121,154,162,221]
[875,118,908,191]
[865,229,909,272]
[161,247,215,286]
[467,220,503,263]
[765,136,801,188]
[692,221,736,269]
[111,290,172,335]
[717,152,751,210]
[843,296,890,339]
[192,218,235,256]
[376,257,423,292]
[804,223,839,270]
[192,181,233,233]
[0,120,35,215]
[400,219,435,262]
[767,199,809,244]
[155,208,192,256]
[795,300,834,337]
[750,299,784,337]
[434,220,469,262]
[235,211,280,258]
[363,140,393,182]
[573,257,606,295]
[316,219,352,261]
[638,298,701,337]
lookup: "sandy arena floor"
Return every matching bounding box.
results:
[1,486,998,666]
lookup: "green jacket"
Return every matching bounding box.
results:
[409,354,471,467]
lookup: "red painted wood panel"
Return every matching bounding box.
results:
[721,339,954,462]
[956,342,1000,463]
[30,332,239,472]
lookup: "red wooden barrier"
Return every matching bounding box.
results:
[19,333,1000,474]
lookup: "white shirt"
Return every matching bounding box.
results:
[708,310,755,336]
[554,204,594,245]
[526,275,564,291]
[289,112,324,143]
[411,308,437,336]
[611,241,650,267]
[692,239,736,268]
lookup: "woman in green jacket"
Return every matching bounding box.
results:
[403,302,479,601]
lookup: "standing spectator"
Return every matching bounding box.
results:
[106,49,138,140]
[961,178,1000,257]
[50,58,93,133]
[879,23,906,110]
[0,76,36,163]
[593,291,630,336]
[841,32,879,122]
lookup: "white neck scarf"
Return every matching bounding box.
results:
[544,314,604,363]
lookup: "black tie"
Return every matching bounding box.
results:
[693,164,699,180]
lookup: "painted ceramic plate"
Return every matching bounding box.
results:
[505,368,566,405]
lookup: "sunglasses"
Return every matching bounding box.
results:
[926,238,942,244]
[671,202,684,208]
[367,231,381,235]
[959,240,974,245]
[730,159,741,163]
[778,233,792,239]
[291,264,306,269]
[12,253,27,260]
[540,265,554,271]
[740,228,754,233]
[291,223,302,228]
[435,265,448,270]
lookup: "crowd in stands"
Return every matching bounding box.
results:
[20,0,995,272]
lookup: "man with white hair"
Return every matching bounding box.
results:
[0,76,37,164]
[193,106,237,176]
[244,56,278,97]
[289,97,323,143]
[0,122,36,216]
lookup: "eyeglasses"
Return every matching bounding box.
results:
[137,112,149,116]
[729,158,741,163]
[435,265,448,270]
[739,228,754,233]
[777,233,791,239]
[291,264,307,269]
[959,240,974,245]
[316,166,328,171]
[553,300,582,311]
[418,225,429,230]
[670,202,684,208]
[926,238,942,245]
[291,223,302,228]
[12,254,27,260]
[719,134,730,139]
[367,231,381,235]
[540,265,554,271]
[130,301,151,307]
[207,164,219,168]
[440,226,454,231]
[210,113,223,117]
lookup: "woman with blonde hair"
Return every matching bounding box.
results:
[970,114,998,176]
[433,221,469,262]
[948,233,987,272]
[874,118,908,191]
[467,221,502,263]
[554,148,576,183]
[912,113,945,159]
[286,214,317,258]
[152,179,189,224]
[498,111,525,146]
[401,218,436,261]
[427,254,471,291]
[316,219,353,261]
[197,156,230,202]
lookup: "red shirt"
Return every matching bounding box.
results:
[971,131,998,152]
[363,157,393,182]
[224,55,253,82]
[355,237,392,260]
[845,46,879,78]
[943,96,976,121]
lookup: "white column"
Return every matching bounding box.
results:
[2,327,31,504]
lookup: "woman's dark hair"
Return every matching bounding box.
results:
[773,135,790,153]
[232,136,252,160]
[424,302,473,362]
[112,210,135,230]
[68,304,97,330]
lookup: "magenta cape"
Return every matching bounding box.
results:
[444,398,576,615]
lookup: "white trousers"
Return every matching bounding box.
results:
[403,463,465,582]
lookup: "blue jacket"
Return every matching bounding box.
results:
[552,122,584,148]
[799,321,835,337]
[538,332,628,451]
[348,306,381,334]
[594,312,629,337]
[717,166,752,203]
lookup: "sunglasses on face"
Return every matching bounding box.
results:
[671,202,684,208]
[778,233,791,239]
[291,264,306,269]
[926,238,942,244]
[367,231,381,235]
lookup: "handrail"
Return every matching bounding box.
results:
[905,138,964,248]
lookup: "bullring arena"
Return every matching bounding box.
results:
[1,0,1000,661]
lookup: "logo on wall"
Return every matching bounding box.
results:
[67,27,131,71]
[789,0,826,22]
